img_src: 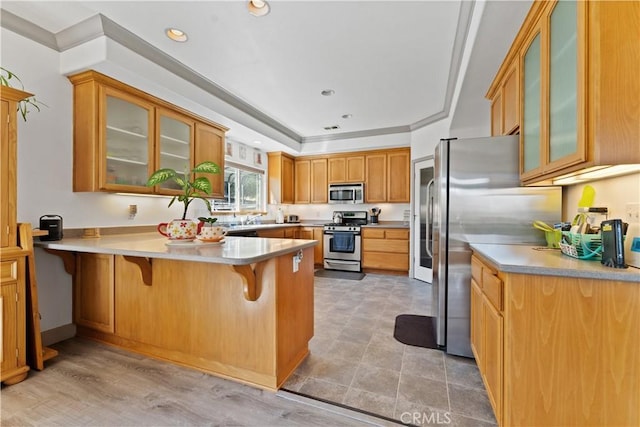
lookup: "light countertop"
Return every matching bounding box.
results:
[224,221,409,230]
[470,244,640,283]
[34,233,317,266]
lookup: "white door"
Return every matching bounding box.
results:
[413,158,434,282]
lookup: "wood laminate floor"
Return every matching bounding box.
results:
[1,338,393,426]
[1,273,495,426]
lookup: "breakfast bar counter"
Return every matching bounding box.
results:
[36,234,317,390]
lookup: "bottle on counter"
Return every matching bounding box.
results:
[276,208,284,224]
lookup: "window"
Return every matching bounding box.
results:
[213,162,265,212]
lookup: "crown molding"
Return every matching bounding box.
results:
[1,1,476,143]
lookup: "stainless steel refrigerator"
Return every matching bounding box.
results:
[430,135,561,357]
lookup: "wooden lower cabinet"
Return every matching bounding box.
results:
[257,228,295,238]
[73,250,314,390]
[471,253,640,426]
[74,253,114,333]
[295,227,323,265]
[470,255,503,425]
[362,228,409,272]
[0,256,29,385]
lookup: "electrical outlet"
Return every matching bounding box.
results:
[625,203,640,223]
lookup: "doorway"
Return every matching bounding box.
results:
[413,157,434,283]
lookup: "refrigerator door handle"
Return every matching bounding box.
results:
[425,178,435,258]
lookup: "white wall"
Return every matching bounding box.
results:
[563,173,640,223]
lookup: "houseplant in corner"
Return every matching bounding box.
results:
[146,161,220,242]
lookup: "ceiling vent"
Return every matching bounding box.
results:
[323,125,340,131]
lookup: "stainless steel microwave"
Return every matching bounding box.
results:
[328,183,364,204]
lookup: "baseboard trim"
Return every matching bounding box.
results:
[42,323,76,346]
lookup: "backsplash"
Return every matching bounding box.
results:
[563,173,640,224]
[266,203,411,224]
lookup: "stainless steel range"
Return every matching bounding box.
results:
[323,211,368,272]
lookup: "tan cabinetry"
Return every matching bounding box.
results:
[365,154,387,203]
[0,87,31,385]
[193,122,225,199]
[488,1,640,184]
[295,227,324,265]
[386,149,410,202]
[328,155,365,183]
[294,158,327,204]
[68,70,227,195]
[365,148,410,203]
[488,61,519,136]
[267,152,294,204]
[257,228,295,238]
[470,255,503,425]
[362,228,409,272]
[471,252,640,426]
[74,253,115,333]
[1,258,28,385]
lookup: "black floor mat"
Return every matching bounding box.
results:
[393,314,440,349]
[314,269,365,280]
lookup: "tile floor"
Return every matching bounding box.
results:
[282,272,497,426]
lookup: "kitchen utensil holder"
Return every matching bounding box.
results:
[559,232,602,260]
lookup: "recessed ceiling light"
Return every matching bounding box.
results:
[166,28,188,42]
[321,89,335,96]
[323,125,340,131]
[342,114,352,119]
[253,140,262,145]
[248,0,270,17]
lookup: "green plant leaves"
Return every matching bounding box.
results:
[146,168,177,186]
[191,177,212,195]
[193,161,220,174]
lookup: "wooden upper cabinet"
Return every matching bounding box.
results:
[490,93,503,137]
[155,108,195,196]
[267,152,294,204]
[310,159,328,203]
[488,61,519,136]
[387,149,410,202]
[193,122,225,198]
[328,155,365,183]
[68,70,227,194]
[328,157,346,183]
[365,153,387,203]
[489,0,640,184]
[502,64,519,135]
[294,159,311,203]
[275,148,409,204]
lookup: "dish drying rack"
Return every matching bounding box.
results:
[559,232,602,260]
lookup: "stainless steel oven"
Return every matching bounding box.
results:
[323,211,367,272]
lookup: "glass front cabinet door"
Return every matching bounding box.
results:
[520,27,543,179]
[102,87,154,192]
[547,0,583,171]
[156,109,194,195]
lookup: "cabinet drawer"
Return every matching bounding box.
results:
[385,229,409,240]
[482,269,503,311]
[0,260,17,283]
[362,228,385,239]
[471,256,483,286]
[362,252,408,271]
[363,239,408,254]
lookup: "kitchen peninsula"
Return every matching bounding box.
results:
[35,233,316,390]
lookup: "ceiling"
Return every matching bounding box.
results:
[0,1,530,151]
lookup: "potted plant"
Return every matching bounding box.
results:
[0,67,47,121]
[146,161,220,240]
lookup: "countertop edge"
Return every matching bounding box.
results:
[35,236,318,266]
[470,244,640,283]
